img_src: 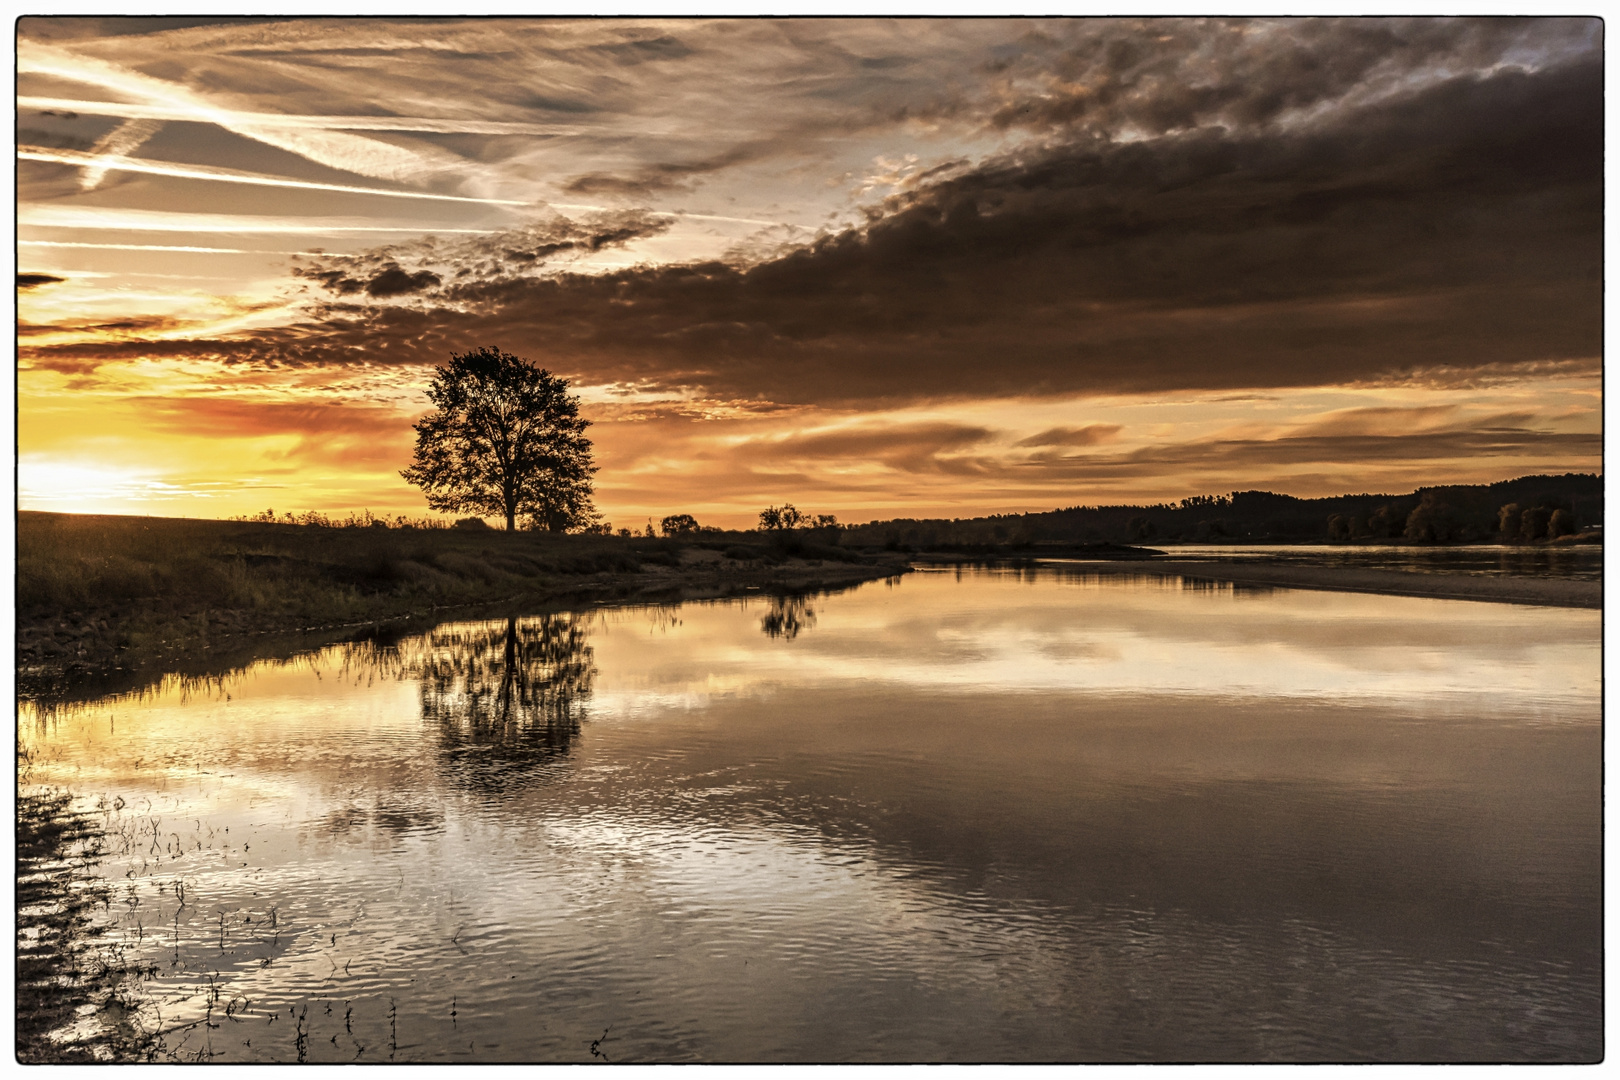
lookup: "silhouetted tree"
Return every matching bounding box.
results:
[1404,495,1464,542]
[1548,508,1577,539]
[759,504,806,530]
[1326,514,1350,541]
[525,470,597,533]
[661,513,701,536]
[1368,504,1405,538]
[1520,505,1552,542]
[401,347,595,531]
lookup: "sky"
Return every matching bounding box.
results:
[15,16,1603,529]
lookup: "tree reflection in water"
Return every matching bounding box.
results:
[420,615,596,792]
[759,594,816,640]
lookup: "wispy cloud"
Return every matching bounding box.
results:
[18,42,480,185]
[19,95,586,136]
[1015,425,1123,449]
[18,146,527,205]
[19,204,499,235]
[22,239,322,255]
[288,210,674,296]
[80,117,163,190]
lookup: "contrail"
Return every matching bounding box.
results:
[82,118,164,190]
[20,240,327,255]
[18,147,529,206]
[20,204,497,235]
[19,95,586,137]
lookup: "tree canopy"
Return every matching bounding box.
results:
[401,347,596,532]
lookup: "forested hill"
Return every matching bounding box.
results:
[840,474,1603,549]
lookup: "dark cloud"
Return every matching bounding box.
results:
[23,52,1600,409]
[17,273,66,291]
[564,172,689,198]
[363,266,442,297]
[975,17,1598,138]
[434,58,1597,402]
[290,210,672,298]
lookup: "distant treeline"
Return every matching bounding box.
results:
[838,474,1603,549]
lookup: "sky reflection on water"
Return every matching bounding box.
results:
[18,568,1600,1062]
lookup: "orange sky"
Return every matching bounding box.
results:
[17,17,1602,529]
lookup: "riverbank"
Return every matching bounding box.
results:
[17,512,911,703]
[19,513,1599,706]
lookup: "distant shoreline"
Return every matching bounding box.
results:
[1029,557,1601,609]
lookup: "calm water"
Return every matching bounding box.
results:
[1154,543,1603,580]
[19,567,1601,1062]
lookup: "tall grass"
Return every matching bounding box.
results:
[17,512,654,627]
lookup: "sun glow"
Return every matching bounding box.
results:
[17,458,205,512]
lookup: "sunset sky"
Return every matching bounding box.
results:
[16,16,1602,529]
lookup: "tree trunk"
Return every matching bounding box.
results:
[505,508,516,531]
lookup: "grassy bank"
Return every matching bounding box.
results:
[17,512,909,699]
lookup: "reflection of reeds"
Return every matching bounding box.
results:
[16,788,159,1062]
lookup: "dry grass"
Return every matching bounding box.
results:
[16,513,683,669]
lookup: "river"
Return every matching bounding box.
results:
[18,565,1602,1062]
